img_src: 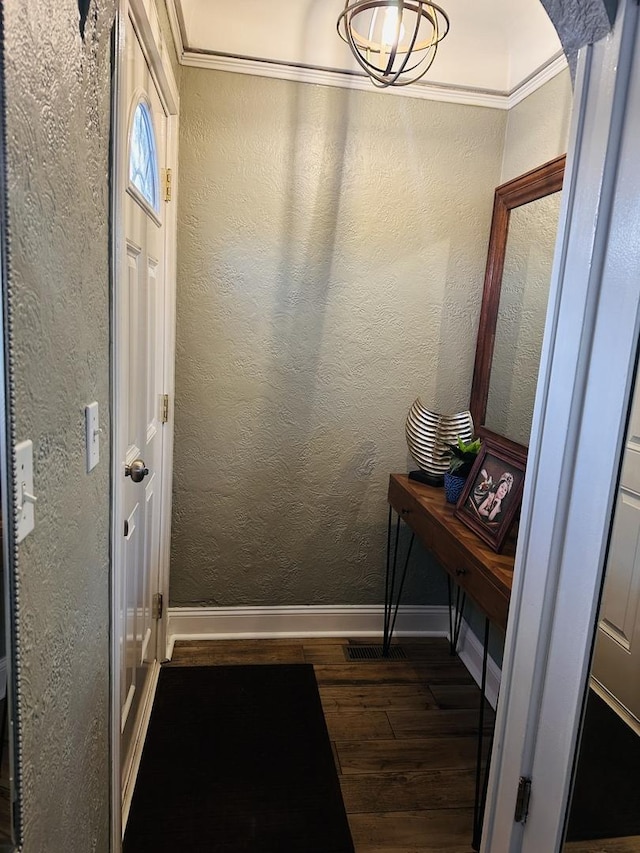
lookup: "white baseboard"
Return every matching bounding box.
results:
[165,605,503,707]
[590,676,640,737]
[166,604,449,659]
[456,618,502,710]
[121,660,161,836]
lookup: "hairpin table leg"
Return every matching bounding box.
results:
[447,575,466,655]
[383,506,399,654]
[472,616,492,851]
[383,507,414,656]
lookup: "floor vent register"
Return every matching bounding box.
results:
[345,645,407,661]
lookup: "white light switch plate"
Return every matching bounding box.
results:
[16,440,35,543]
[85,401,100,472]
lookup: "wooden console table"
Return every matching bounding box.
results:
[386,473,514,634]
[384,473,515,849]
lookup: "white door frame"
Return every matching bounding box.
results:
[482,0,640,849]
[110,0,179,847]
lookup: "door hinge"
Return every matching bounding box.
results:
[161,393,169,423]
[163,168,172,202]
[514,777,532,824]
[152,593,163,620]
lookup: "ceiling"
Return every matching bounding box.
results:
[166,0,565,109]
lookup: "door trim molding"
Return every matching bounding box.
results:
[482,1,640,849]
[111,2,179,850]
[129,0,179,116]
[110,10,126,848]
[121,660,161,836]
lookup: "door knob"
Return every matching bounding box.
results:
[125,459,149,483]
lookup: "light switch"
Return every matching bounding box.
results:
[16,440,36,543]
[85,402,100,472]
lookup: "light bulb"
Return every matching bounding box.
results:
[381,6,405,48]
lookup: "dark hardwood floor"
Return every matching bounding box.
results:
[168,637,489,852]
[166,637,640,851]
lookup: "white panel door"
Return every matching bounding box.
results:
[592,383,640,729]
[119,11,168,788]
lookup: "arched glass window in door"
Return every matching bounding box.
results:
[129,100,159,211]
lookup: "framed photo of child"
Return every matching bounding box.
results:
[454,429,527,552]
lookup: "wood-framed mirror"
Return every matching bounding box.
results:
[469,155,566,445]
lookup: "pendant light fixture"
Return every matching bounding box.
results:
[337,0,450,88]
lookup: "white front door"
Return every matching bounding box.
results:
[118,8,169,809]
[592,381,640,730]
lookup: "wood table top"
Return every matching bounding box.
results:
[388,474,515,626]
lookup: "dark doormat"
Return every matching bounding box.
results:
[123,664,354,853]
[566,690,640,841]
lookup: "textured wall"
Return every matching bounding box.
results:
[4,1,115,850]
[541,0,615,71]
[171,69,507,607]
[501,68,573,183]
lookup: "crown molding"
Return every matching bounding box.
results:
[165,0,567,110]
[507,51,569,109]
[177,49,568,110]
[180,50,513,108]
